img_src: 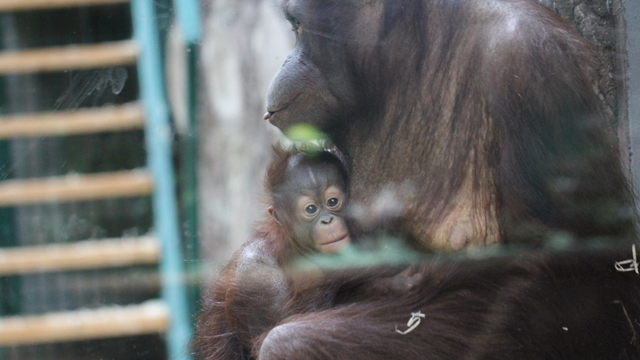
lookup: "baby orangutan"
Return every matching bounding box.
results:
[195,147,352,359]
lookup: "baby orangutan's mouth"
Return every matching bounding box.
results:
[318,234,350,253]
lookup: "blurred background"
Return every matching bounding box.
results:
[0,0,637,359]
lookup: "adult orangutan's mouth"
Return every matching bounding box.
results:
[264,92,303,121]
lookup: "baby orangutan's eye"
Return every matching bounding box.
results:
[327,197,339,208]
[305,204,318,215]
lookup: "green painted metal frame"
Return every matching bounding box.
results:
[173,0,202,318]
[131,0,193,358]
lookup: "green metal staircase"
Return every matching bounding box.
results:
[0,0,199,359]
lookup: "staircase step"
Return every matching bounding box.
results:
[0,236,160,276]
[0,103,144,138]
[0,170,153,207]
[0,40,138,74]
[0,300,169,346]
[0,0,130,12]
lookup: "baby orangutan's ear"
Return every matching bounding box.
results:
[268,206,282,226]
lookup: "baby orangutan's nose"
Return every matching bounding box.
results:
[321,215,334,225]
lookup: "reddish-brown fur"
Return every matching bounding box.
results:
[194,220,289,359]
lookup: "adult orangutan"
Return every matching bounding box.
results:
[264,0,636,250]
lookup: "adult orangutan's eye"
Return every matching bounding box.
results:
[290,18,301,32]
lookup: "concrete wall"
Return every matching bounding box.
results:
[198,0,293,270]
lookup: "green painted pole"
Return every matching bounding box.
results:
[131,1,193,358]
[173,0,201,44]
